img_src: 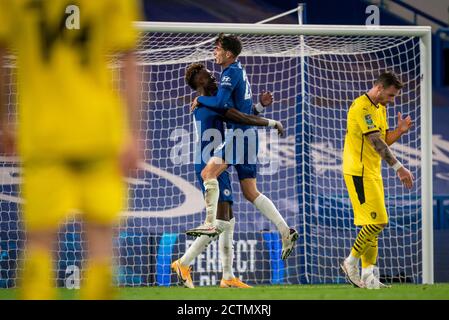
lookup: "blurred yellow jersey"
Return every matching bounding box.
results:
[342,94,389,179]
[0,0,139,162]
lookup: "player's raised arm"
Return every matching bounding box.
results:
[223,108,284,136]
[191,87,233,112]
[196,72,235,108]
[385,111,413,145]
[366,131,414,189]
[192,89,272,114]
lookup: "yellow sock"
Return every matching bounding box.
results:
[361,236,378,268]
[19,248,55,300]
[351,225,383,259]
[80,261,116,300]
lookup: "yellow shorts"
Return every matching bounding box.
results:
[22,158,126,231]
[344,174,388,226]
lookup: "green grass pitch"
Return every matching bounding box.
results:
[1,283,449,300]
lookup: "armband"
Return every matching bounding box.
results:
[255,102,264,113]
[392,161,403,172]
[267,119,276,127]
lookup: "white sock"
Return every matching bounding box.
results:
[214,219,230,234]
[346,252,360,266]
[219,218,235,280]
[362,265,379,279]
[203,179,219,224]
[362,265,374,278]
[180,235,215,266]
[253,194,289,235]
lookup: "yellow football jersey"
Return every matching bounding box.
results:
[0,0,139,162]
[342,94,389,179]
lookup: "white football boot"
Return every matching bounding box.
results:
[361,266,391,289]
[281,228,299,260]
[185,223,223,238]
[340,259,365,288]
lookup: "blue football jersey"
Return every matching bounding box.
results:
[192,105,226,173]
[198,61,253,130]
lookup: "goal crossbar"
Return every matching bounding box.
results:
[135,22,431,37]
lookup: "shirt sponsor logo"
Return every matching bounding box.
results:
[221,76,232,86]
[365,114,374,126]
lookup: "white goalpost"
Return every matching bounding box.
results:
[0,22,433,287]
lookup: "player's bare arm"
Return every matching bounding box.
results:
[385,111,413,145]
[119,50,142,176]
[0,45,15,156]
[193,91,273,114]
[367,131,414,189]
[223,108,284,136]
[367,131,397,166]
